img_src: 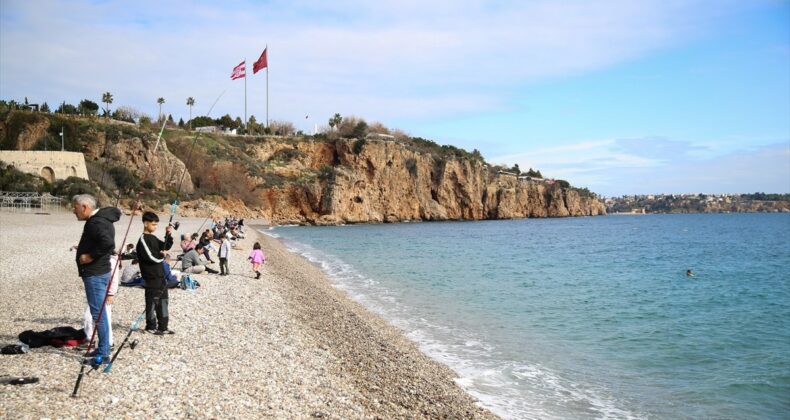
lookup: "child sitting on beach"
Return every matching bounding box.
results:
[248,242,265,279]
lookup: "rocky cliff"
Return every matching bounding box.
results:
[1,111,606,224]
[172,135,605,224]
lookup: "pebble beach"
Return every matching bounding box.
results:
[0,211,495,419]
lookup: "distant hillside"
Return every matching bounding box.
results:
[0,110,606,224]
[606,194,790,214]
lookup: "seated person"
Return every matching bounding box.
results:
[163,254,182,288]
[199,230,217,263]
[181,233,198,253]
[182,243,219,274]
[120,259,144,287]
[120,243,138,260]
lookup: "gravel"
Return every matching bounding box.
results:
[0,211,496,419]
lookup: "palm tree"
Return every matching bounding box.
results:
[102,92,113,119]
[157,97,165,121]
[329,113,342,131]
[186,97,195,129]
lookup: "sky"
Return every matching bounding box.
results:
[1,0,788,196]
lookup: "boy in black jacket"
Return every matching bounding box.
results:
[136,212,174,335]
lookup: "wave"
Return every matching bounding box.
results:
[262,228,639,419]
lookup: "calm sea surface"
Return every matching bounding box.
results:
[265,213,790,419]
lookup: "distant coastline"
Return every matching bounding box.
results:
[605,193,790,214]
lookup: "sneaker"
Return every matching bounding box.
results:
[83,354,110,366]
[144,328,157,334]
[154,329,175,335]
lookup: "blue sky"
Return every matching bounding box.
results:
[1,0,788,196]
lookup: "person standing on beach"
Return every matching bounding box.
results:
[72,194,121,362]
[248,242,265,279]
[83,252,120,346]
[136,212,175,335]
[218,233,231,276]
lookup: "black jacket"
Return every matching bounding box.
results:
[136,232,174,289]
[76,207,121,277]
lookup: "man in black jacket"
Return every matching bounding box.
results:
[136,211,174,334]
[73,194,121,362]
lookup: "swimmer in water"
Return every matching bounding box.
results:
[686,269,694,277]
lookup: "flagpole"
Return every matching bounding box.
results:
[244,58,247,133]
[266,44,269,129]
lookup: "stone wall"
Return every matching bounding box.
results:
[0,151,89,183]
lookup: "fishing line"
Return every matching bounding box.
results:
[73,88,229,396]
[72,105,183,396]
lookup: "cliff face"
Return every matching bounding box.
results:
[1,111,606,224]
[241,138,605,224]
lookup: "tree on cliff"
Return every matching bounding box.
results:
[510,164,521,175]
[247,115,263,135]
[217,114,238,129]
[157,97,165,120]
[78,99,99,116]
[40,102,50,113]
[56,101,78,115]
[102,92,113,119]
[525,168,543,178]
[186,97,195,129]
[328,113,342,130]
[187,96,195,130]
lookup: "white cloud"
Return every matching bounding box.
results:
[0,0,761,123]
[491,139,790,195]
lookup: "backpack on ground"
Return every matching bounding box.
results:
[180,274,199,290]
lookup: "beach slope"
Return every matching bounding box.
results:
[0,212,494,419]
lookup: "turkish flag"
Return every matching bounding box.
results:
[231,61,246,80]
[253,48,268,74]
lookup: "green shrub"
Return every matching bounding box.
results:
[271,148,306,162]
[353,139,366,154]
[556,179,571,188]
[262,172,286,188]
[2,111,49,150]
[108,166,139,194]
[0,161,50,192]
[352,121,368,139]
[318,165,335,181]
[404,157,418,177]
[52,176,97,197]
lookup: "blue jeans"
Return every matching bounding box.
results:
[82,272,111,357]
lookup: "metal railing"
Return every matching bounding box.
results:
[0,191,65,213]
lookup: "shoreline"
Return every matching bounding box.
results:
[0,211,495,418]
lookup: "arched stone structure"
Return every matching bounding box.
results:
[0,151,89,182]
[40,166,55,183]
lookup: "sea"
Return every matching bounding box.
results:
[262,213,790,419]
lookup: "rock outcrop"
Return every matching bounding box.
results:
[84,129,194,194]
[233,137,605,224]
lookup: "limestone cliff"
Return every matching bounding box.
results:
[1,111,605,224]
[175,136,606,224]
[89,132,194,194]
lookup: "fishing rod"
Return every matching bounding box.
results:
[195,201,220,233]
[168,89,226,227]
[102,311,144,373]
[72,109,177,397]
[73,90,228,393]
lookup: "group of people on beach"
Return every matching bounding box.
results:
[72,194,266,365]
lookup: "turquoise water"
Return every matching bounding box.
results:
[266,214,790,419]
